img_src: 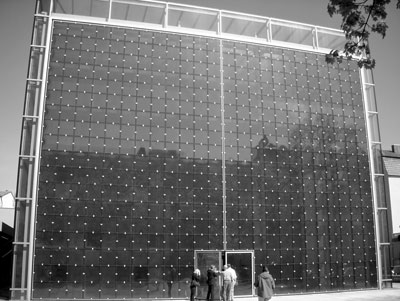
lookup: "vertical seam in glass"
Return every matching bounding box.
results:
[360,67,382,289]
[220,37,227,251]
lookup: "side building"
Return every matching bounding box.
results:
[11,0,392,300]
[382,145,400,272]
[0,191,15,300]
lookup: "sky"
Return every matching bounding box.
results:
[0,0,399,198]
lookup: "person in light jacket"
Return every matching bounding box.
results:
[190,268,201,301]
[226,264,237,301]
[254,266,275,301]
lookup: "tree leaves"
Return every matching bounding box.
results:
[325,0,398,69]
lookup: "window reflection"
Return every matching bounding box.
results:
[36,21,376,299]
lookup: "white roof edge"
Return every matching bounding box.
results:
[50,0,345,41]
[143,0,345,33]
[50,14,343,56]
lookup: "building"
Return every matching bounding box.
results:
[0,191,15,228]
[382,145,400,270]
[0,222,14,300]
[382,145,400,236]
[0,191,15,299]
[11,0,392,300]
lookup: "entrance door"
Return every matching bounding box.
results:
[226,251,254,296]
[195,251,222,299]
[195,250,254,297]
[195,250,222,278]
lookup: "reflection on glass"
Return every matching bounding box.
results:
[35,21,376,299]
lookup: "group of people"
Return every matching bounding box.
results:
[190,264,275,301]
[206,264,236,301]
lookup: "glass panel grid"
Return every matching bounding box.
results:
[222,42,376,292]
[36,21,223,299]
[31,20,377,299]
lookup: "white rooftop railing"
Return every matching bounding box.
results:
[39,0,347,53]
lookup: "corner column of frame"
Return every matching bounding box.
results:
[27,12,52,299]
[360,67,389,289]
[11,1,53,299]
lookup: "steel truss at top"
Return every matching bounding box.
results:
[38,0,347,54]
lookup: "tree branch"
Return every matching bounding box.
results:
[326,0,396,69]
[361,1,375,37]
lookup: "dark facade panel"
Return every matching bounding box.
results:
[33,21,376,299]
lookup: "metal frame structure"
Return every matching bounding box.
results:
[11,1,53,300]
[49,0,347,53]
[361,67,392,288]
[11,0,390,299]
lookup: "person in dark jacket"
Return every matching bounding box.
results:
[206,265,220,300]
[254,266,275,301]
[190,269,201,301]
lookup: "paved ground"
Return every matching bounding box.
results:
[1,284,399,300]
[189,283,400,301]
[235,283,400,301]
[273,288,400,301]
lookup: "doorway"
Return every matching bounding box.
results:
[195,250,254,297]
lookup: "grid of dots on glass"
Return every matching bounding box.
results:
[34,21,377,299]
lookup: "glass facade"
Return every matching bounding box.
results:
[29,20,378,299]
